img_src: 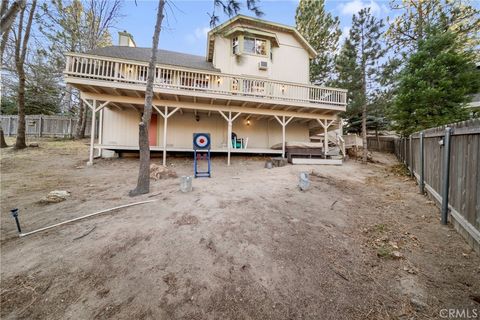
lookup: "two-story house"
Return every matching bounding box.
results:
[63,15,347,166]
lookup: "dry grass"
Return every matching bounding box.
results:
[1,141,479,320]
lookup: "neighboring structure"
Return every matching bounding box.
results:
[467,62,480,113]
[468,93,480,111]
[64,15,347,165]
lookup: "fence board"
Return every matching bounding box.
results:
[367,136,395,153]
[394,119,480,252]
[0,115,95,138]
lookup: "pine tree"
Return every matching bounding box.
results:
[387,0,480,54]
[335,39,362,131]
[335,8,385,162]
[391,30,480,135]
[38,0,121,137]
[295,0,341,84]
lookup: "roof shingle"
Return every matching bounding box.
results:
[87,46,219,72]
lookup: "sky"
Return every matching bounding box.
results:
[113,0,394,56]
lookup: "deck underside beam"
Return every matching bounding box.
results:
[80,92,338,121]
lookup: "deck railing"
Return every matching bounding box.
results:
[64,53,347,107]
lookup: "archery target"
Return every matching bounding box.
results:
[193,133,211,149]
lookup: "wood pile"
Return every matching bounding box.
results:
[150,164,177,180]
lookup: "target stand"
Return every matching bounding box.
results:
[193,133,211,178]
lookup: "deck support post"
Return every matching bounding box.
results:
[81,97,109,166]
[274,115,293,158]
[153,105,180,167]
[317,119,334,159]
[219,110,242,166]
[163,108,168,166]
[98,109,103,145]
[88,102,96,165]
[324,126,328,158]
[227,115,232,165]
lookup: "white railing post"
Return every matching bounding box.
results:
[65,54,348,108]
[66,56,71,73]
[163,106,168,166]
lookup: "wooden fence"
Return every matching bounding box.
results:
[394,119,480,253]
[0,115,94,138]
[367,136,396,153]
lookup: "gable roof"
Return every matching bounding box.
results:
[87,46,219,72]
[206,15,317,61]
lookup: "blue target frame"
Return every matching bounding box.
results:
[193,133,211,178]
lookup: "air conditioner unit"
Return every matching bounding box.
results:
[258,61,268,70]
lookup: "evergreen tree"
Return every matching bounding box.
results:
[38,0,121,137]
[1,53,62,115]
[391,30,480,135]
[295,0,341,84]
[387,0,480,54]
[335,39,362,132]
[335,8,385,162]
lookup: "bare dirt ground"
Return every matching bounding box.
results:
[1,138,479,320]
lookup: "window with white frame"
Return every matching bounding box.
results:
[232,37,239,54]
[243,37,267,56]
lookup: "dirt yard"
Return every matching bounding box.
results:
[1,138,479,320]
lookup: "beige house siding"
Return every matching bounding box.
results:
[101,108,309,149]
[212,27,310,84]
[102,108,139,146]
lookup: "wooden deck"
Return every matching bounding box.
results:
[65,53,347,112]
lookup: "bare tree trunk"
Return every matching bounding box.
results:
[0,127,8,148]
[64,83,73,114]
[14,66,27,148]
[13,0,35,150]
[0,24,9,64]
[80,104,88,138]
[1,0,12,149]
[361,104,367,163]
[75,99,85,139]
[129,0,165,197]
[0,0,24,36]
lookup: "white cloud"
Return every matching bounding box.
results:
[341,26,351,39]
[185,26,210,45]
[337,0,388,17]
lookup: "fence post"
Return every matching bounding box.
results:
[441,127,452,225]
[39,116,43,137]
[409,135,413,176]
[7,116,11,136]
[69,118,73,138]
[419,131,425,194]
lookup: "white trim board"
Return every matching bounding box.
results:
[291,158,342,165]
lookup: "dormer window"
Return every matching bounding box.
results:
[244,37,267,56]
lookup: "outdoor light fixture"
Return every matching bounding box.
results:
[281,85,286,94]
[195,114,200,122]
[247,120,251,126]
